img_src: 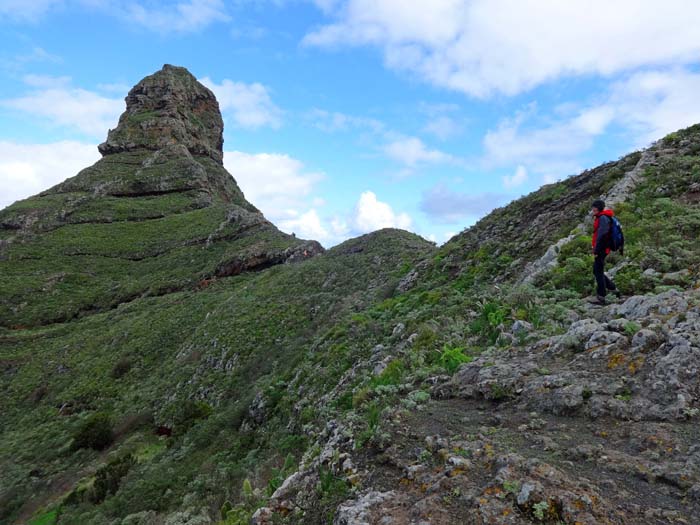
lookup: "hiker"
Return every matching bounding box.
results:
[588,199,621,305]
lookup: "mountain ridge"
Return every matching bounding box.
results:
[1,67,700,525]
[0,65,324,329]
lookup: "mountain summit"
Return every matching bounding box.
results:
[98,64,224,164]
[0,65,322,328]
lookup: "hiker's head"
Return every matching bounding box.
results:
[591,199,605,215]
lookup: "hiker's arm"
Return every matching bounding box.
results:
[594,216,610,255]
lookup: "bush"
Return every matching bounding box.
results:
[110,357,133,379]
[317,466,350,512]
[113,411,154,438]
[266,453,296,497]
[470,301,508,344]
[370,360,405,387]
[614,265,658,295]
[438,345,473,374]
[90,454,136,503]
[72,412,113,451]
[166,399,213,435]
[556,235,591,264]
[550,256,592,295]
[28,509,59,525]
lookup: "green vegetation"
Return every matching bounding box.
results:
[72,412,113,451]
[28,509,59,525]
[624,321,642,337]
[3,110,700,524]
[532,500,550,521]
[316,467,350,520]
[439,345,473,374]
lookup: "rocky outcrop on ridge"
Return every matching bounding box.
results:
[0,65,321,328]
[3,67,700,525]
[98,64,225,164]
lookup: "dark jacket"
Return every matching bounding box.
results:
[592,209,614,256]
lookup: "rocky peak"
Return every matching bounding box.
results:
[98,64,224,163]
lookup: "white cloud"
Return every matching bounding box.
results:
[483,67,700,182]
[224,150,324,215]
[419,183,507,223]
[482,104,592,180]
[277,208,330,240]
[1,77,123,138]
[502,165,528,189]
[22,74,71,88]
[305,0,700,98]
[223,152,413,244]
[0,0,63,22]
[571,106,615,136]
[124,0,230,34]
[0,141,100,209]
[201,77,282,129]
[607,68,700,145]
[0,47,62,72]
[424,115,461,140]
[383,136,453,167]
[419,102,463,140]
[307,108,384,134]
[224,150,353,243]
[97,82,132,94]
[351,190,411,232]
[1,0,229,33]
[312,0,340,13]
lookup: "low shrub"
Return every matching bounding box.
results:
[90,454,136,503]
[72,412,113,451]
[110,357,133,379]
[370,360,405,387]
[165,399,213,435]
[438,345,473,374]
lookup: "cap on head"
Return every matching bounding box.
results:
[591,199,605,212]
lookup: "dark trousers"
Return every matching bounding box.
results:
[593,253,616,297]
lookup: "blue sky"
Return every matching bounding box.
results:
[2,1,700,246]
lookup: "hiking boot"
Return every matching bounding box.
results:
[611,289,622,299]
[586,295,606,306]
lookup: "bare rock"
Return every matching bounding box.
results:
[99,64,224,163]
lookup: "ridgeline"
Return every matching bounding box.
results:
[1,65,699,525]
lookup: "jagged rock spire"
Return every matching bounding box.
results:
[98,64,224,163]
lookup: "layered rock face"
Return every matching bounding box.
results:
[98,64,224,163]
[0,65,322,327]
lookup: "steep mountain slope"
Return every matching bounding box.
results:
[0,65,321,329]
[0,66,437,525]
[1,66,700,525]
[250,126,700,525]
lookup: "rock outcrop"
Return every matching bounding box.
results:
[0,65,321,328]
[98,64,224,164]
[3,67,700,525]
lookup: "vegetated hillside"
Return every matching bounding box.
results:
[1,66,699,525]
[0,65,321,329]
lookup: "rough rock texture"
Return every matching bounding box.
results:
[603,144,658,208]
[99,64,224,163]
[0,65,320,328]
[3,69,700,525]
[256,292,700,524]
[436,289,700,422]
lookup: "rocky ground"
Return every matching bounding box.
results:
[255,288,700,524]
[3,67,700,525]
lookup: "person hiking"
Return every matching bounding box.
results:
[587,199,621,305]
